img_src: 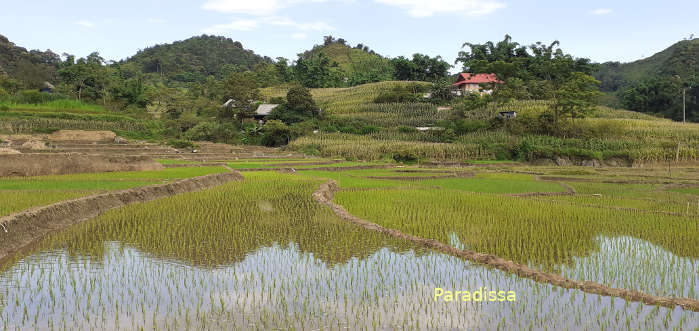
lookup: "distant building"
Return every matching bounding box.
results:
[254,104,279,120]
[416,126,445,132]
[221,99,236,108]
[498,111,517,119]
[39,82,55,93]
[452,73,502,96]
[221,100,279,122]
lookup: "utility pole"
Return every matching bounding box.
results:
[683,87,686,123]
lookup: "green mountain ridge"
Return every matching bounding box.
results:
[596,38,699,92]
[122,35,272,83]
[0,34,61,88]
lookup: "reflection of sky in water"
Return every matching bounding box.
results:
[0,242,697,330]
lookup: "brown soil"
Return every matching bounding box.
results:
[233,165,396,172]
[48,130,116,142]
[298,165,395,172]
[0,171,243,262]
[312,180,699,312]
[538,176,672,185]
[507,181,577,197]
[0,154,164,176]
[0,148,21,155]
[20,140,48,150]
[363,172,474,181]
[422,162,522,168]
[163,163,228,168]
[392,169,453,173]
[268,161,342,167]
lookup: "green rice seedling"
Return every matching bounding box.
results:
[0,191,96,217]
[334,185,699,299]
[1,165,698,329]
[0,167,228,217]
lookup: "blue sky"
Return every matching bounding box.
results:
[1,0,697,71]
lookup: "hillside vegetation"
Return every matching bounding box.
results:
[263,81,699,164]
[597,39,699,90]
[299,41,394,85]
[595,39,698,121]
[124,35,271,83]
[0,34,61,88]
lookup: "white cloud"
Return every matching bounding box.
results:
[291,33,308,39]
[202,0,334,15]
[590,8,612,15]
[74,20,95,28]
[375,0,504,17]
[203,16,333,34]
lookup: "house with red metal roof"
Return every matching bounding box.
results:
[452,73,502,96]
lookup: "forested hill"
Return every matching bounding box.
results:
[596,38,699,92]
[595,38,698,122]
[297,37,394,86]
[0,34,61,88]
[123,35,272,83]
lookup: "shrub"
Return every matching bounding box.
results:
[269,96,286,105]
[453,119,489,134]
[13,90,67,104]
[0,105,9,112]
[184,122,217,141]
[262,120,292,147]
[359,125,379,135]
[33,127,60,134]
[392,149,419,163]
[167,139,197,149]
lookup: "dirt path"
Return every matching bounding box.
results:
[361,172,474,181]
[506,179,576,197]
[233,165,396,172]
[312,179,699,312]
[0,171,243,262]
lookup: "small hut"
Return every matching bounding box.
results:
[498,111,517,119]
[39,82,55,93]
[254,104,279,120]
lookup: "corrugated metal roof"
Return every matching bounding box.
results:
[256,104,279,116]
[222,99,236,107]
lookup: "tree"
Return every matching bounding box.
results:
[293,52,344,88]
[391,54,451,81]
[219,71,260,122]
[391,56,418,81]
[274,57,294,83]
[57,52,107,101]
[551,72,600,121]
[270,85,320,124]
[261,120,292,146]
[430,79,453,103]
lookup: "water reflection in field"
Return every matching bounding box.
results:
[1,241,697,330]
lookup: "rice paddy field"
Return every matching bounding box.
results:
[1,162,699,330]
[0,166,228,217]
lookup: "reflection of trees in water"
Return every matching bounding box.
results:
[34,174,420,268]
[335,188,699,271]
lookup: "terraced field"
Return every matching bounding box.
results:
[1,152,698,329]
